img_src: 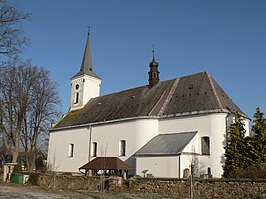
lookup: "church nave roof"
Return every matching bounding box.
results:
[52,71,246,130]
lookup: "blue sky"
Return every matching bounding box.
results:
[16,0,266,119]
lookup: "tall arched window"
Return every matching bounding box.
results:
[119,140,126,156]
[74,92,79,104]
[68,144,74,158]
[91,142,97,157]
[201,137,210,155]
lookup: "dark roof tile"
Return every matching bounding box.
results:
[79,157,132,170]
[134,132,197,156]
[53,71,246,129]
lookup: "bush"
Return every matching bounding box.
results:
[27,173,40,185]
[124,179,137,190]
[235,164,266,178]
[13,164,22,173]
[61,172,72,176]
[38,165,48,173]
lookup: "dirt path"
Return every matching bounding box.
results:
[0,183,176,199]
[0,184,77,199]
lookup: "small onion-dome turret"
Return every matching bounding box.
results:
[148,49,160,87]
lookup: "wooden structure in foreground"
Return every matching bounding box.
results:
[79,157,132,178]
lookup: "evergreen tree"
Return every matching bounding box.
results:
[244,135,257,166]
[223,112,247,178]
[249,108,266,164]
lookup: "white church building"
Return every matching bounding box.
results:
[47,32,249,178]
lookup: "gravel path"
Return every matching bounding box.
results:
[0,184,74,199]
[0,183,177,199]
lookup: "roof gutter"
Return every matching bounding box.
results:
[50,116,159,132]
[161,109,250,120]
[135,152,200,157]
[50,109,249,132]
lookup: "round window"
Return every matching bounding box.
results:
[75,84,79,90]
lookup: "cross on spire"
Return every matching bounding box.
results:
[87,25,92,35]
[148,43,159,87]
[152,44,155,60]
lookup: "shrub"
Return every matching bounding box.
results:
[235,164,266,178]
[37,165,48,173]
[61,172,72,176]
[13,164,22,173]
[27,173,40,185]
[124,179,137,190]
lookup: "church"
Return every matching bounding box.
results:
[47,32,250,178]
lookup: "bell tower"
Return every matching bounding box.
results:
[148,48,160,87]
[70,31,101,111]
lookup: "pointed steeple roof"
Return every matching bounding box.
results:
[72,32,101,79]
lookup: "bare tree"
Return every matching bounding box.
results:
[0,60,60,169]
[21,65,61,171]
[0,0,31,59]
[0,137,7,166]
[0,62,29,163]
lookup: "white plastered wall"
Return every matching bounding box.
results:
[180,133,200,177]
[48,112,249,177]
[159,113,228,178]
[47,128,90,173]
[82,75,101,105]
[90,119,158,171]
[48,118,158,173]
[136,156,180,178]
[70,75,101,111]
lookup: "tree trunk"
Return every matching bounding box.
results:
[25,150,36,172]
[28,153,36,172]
[11,150,19,163]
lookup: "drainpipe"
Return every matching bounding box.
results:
[88,125,92,162]
[178,154,181,178]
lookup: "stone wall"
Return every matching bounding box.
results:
[126,178,266,198]
[37,174,266,198]
[38,174,105,191]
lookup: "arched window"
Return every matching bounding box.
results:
[74,92,79,104]
[201,137,210,155]
[119,140,126,156]
[91,142,97,157]
[68,144,74,158]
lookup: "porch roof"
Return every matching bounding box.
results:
[79,157,132,170]
[134,131,197,157]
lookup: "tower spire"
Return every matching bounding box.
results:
[72,30,101,79]
[148,46,160,87]
[70,31,102,111]
[81,30,93,73]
